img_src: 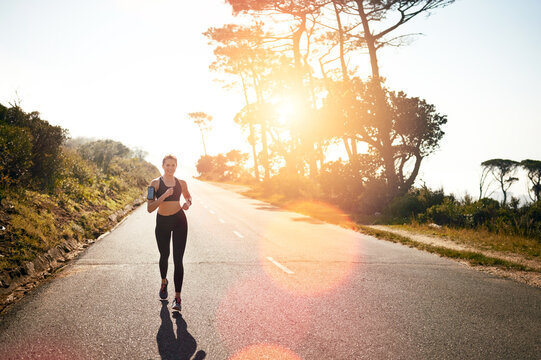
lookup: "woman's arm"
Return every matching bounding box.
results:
[147,179,174,213]
[181,180,192,210]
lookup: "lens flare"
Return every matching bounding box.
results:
[216,276,313,353]
[229,344,302,360]
[259,200,361,296]
[0,337,87,359]
[276,102,297,125]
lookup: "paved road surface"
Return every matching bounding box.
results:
[0,178,540,359]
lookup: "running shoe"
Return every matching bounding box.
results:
[172,296,182,311]
[159,279,168,299]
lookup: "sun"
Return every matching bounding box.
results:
[275,100,299,126]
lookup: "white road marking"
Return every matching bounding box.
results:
[266,257,295,275]
[219,219,225,223]
[233,231,244,238]
[209,210,215,214]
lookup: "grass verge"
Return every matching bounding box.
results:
[357,225,535,272]
[390,223,541,259]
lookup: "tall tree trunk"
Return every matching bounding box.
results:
[501,181,507,206]
[333,0,349,82]
[356,0,398,198]
[291,15,308,176]
[240,73,259,181]
[198,126,207,156]
[342,136,353,162]
[251,68,270,181]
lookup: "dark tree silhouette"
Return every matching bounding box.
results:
[345,0,454,198]
[204,24,270,180]
[188,112,213,156]
[321,78,447,197]
[520,159,541,202]
[481,159,519,206]
[478,165,495,200]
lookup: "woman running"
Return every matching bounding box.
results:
[147,154,192,311]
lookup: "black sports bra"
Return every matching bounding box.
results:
[156,177,182,201]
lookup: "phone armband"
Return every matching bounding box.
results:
[147,186,155,200]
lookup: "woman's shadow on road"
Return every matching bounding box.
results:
[157,300,206,360]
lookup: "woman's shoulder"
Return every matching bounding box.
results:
[150,177,161,187]
[176,178,187,185]
[175,178,188,187]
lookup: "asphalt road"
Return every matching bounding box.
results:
[0,178,540,360]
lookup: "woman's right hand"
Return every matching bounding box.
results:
[162,187,174,199]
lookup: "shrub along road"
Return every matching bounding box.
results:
[0,178,539,359]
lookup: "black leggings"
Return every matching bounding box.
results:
[155,210,188,293]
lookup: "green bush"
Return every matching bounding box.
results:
[318,161,365,212]
[421,197,465,226]
[0,104,67,192]
[379,186,446,223]
[0,124,33,192]
[0,117,160,272]
[463,198,500,227]
[267,171,320,199]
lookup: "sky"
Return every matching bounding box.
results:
[1,0,540,201]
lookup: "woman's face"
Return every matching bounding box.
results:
[162,159,177,176]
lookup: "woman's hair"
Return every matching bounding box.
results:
[162,154,177,165]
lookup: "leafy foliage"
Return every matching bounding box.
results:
[521,159,541,202]
[78,139,131,172]
[0,124,33,191]
[0,104,159,272]
[481,159,519,206]
[0,103,67,192]
[196,150,252,182]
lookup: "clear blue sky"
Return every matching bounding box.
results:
[1,0,540,200]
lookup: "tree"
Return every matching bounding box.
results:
[321,78,447,198]
[78,139,131,173]
[345,0,454,83]
[204,24,270,180]
[188,112,213,156]
[520,159,541,202]
[346,0,453,199]
[225,150,250,179]
[0,104,68,191]
[478,165,495,200]
[221,2,334,179]
[26,112,68,189]
[196,155,214,175]
[481,159,519,206]
[0,124,33,191]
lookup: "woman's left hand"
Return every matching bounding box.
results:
[182,203,190,210]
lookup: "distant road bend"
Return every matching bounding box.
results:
[0,178,539,359]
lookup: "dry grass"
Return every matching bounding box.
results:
[393,223,541,259]
[358,225,534,271]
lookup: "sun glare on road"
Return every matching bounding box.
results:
[259,200,361,296]
[230,344,302,360]
[217,277,312,356]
